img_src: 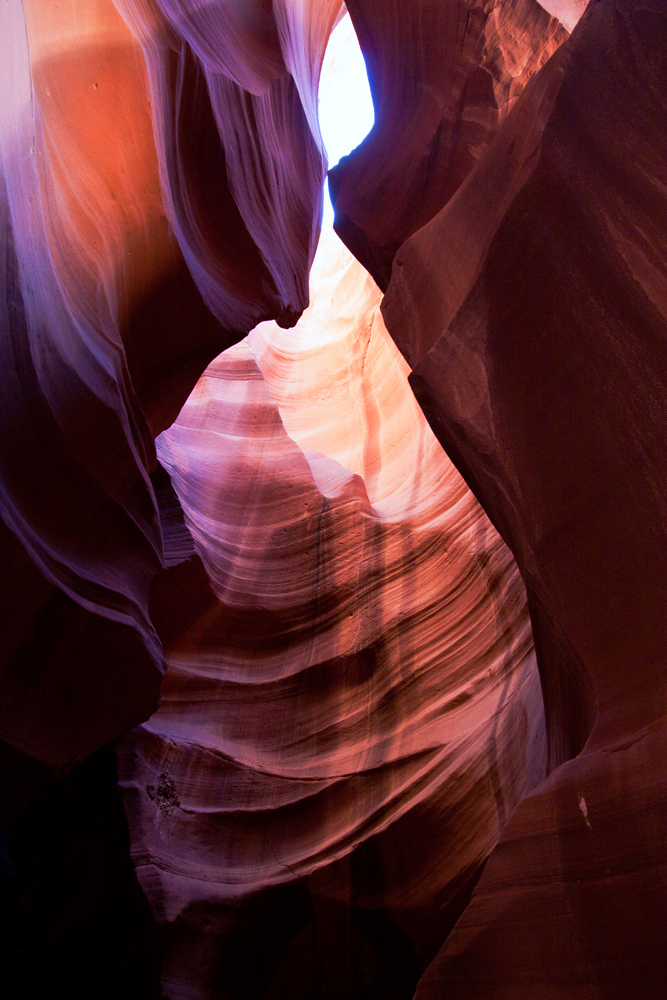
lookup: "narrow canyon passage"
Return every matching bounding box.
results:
[118,204,544,1000]
[2,1,667,998]
[114,24,546,995]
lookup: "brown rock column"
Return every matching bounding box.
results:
[380,1,667,994]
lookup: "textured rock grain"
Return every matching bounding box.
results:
[118,232,545,998]
[381,1,667,994]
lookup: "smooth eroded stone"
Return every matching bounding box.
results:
[118,232,545,998]
[382,1,667,994]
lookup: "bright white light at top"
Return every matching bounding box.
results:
[318,14,374,224]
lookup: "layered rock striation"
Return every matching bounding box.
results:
[0,0,339,794]
[118,231,544,996]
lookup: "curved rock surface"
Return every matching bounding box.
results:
[117,230,544,998]
[0,0,337,788]
[329,0,568,289]
[380,0,667,994]
[0,0,165,776]
[4,0,667,997]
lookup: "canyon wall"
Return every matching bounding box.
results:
[377,0,667,995]
[3,0,667,997]
[0,0,338,795]
[117,229,544,996]
[329,0,568,289]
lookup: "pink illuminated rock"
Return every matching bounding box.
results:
[117,231,544,997]
[537,0,588,31]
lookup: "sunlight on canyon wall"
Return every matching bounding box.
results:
[4,1,667,998]
[117,205,546,1000]
[115,36,546,980]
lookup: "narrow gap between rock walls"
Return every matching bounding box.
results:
[317,12,374,227]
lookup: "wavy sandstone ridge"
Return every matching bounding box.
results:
[117,230,544,996]
[0,0,339,789]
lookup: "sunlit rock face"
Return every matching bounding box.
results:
[0,0,339,787]
[117,229,545,997]
[537,0,588,32]
[0,0,168,775]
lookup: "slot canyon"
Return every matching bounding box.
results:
[2,0,667,997]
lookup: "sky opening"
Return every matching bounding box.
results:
[318,13,374,225]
